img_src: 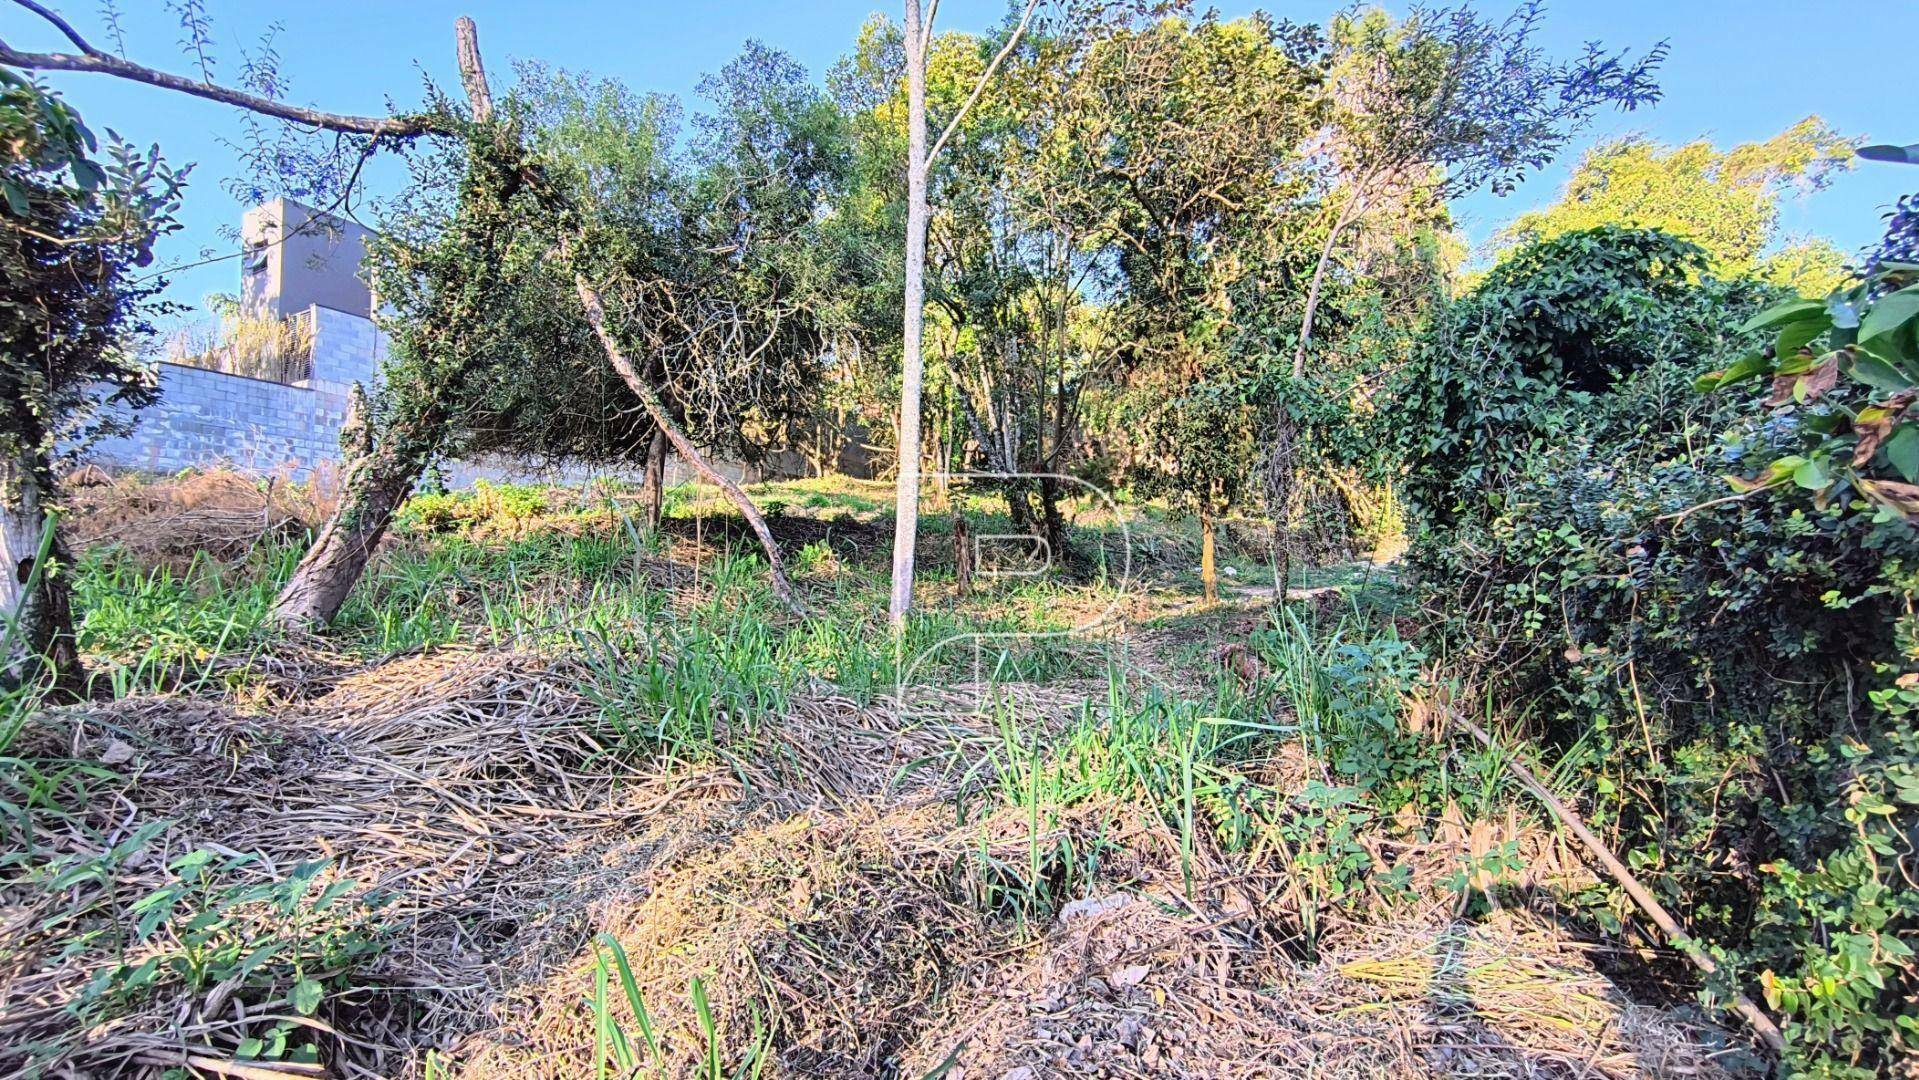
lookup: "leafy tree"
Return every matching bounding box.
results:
[0,70,181,693]
[461,50,853,535]
[1293,1,1666,376]
[1398,224,1919,1071]
[1072,11,1320,601]
[1395,226,1726,528]
[4,7,824,622]
[1502,118,1858,296]
[270,75,545,627]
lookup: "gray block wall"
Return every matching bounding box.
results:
[84,304,745,489]
[88,306,383,481]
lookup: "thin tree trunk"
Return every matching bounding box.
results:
[640,426,668,533]
[1037,474,1067,570]
[887,0,932,630]
[1292,194,1365,378]
[0,447,81,697]
[1200,510,1218,605]
[573,273,803,613]
[953,506,973,597]
[884,0,1038,627]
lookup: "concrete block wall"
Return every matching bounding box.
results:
[87,304,368,481]
[84,304,754,489]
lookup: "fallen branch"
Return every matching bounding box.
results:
[1213,643,1786,1053]
[1441,705,1786,1054]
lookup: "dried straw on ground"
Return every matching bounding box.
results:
[66,466,331,561]
[2,639,1755,1079]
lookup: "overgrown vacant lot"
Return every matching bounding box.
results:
[1,471,1754,1078]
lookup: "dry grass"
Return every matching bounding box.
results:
[65,466,333,563]
[1,471,1759,1078]
[0,635,1755,1079]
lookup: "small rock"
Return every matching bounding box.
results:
[1056,892,1128,924]
[100,739,136,766]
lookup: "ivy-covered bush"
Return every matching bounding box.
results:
[1390,225,1919,1074]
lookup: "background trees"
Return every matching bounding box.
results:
[1291,1,1666,376]
[1501,117,1858,296]
[1074,12,1319,602]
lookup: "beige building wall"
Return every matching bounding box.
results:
[241,197,375,320]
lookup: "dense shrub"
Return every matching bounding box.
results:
[1391,226,1919,1074]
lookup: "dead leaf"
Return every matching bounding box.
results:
[1853,391,1916,467]
[1859,478,1919,518]
[1801,353,1840,402]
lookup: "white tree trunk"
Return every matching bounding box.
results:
[0,449,80,694]
[1292,193,1365,378]
[887,0,932,629]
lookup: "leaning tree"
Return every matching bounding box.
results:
[0,68,182,694]
[445,50,853,559]
[0,3,812,625]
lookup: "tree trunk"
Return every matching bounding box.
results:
[640,426,668,533]
[269,385,435,629]
[1037,474,1067,570]
[572,273,804,613]
[1200,510,1218,605]
[268,17,498,632]
[1292,194,1365,378]
[953,506,973,597]
[887,0,932,629]
[0,448,81,698]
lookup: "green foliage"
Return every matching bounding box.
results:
[1393,226,1774,528]
[0,71,183,466]
[1698,258,1919,523]
[1397,225,1919,1073]
[479,47,855,470]
[100,851,386,1019]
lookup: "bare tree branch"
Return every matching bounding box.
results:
[926,0,1041,164]
[13,0,99,55]
[0,0,444,136]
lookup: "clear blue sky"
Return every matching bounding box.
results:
[7,0,1910,324]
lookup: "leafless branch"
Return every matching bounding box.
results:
[926,0,1041,164]
[0,0,444,136]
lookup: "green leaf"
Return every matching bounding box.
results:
[1775,317,1828,361]
[1860,284,1919,343]
[1846,349,1914,392]
[1791,456,1830,491]
[1700,350,1771,391]
[0,180,28,218]
[1886,427,1919,483]
[290,977,323,1016]
[69,158,103,193]
[1740,298,1826,333]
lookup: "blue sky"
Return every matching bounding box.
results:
[8,0,1911,322]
